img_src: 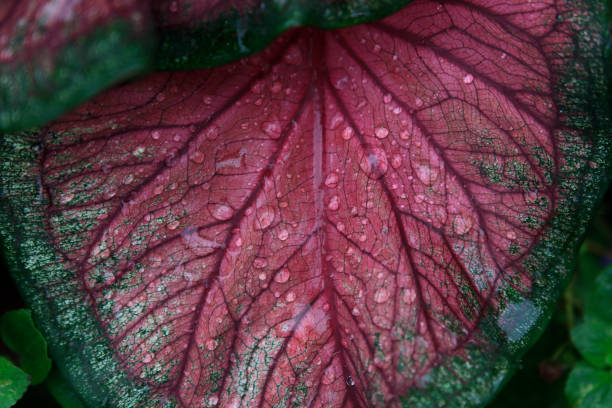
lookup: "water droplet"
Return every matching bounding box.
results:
[278,229,289,241]
[59,192,74,204]
[208,395,219,406]
[250,81,264,94]
[415,97,423,107]
[142,354,152,363]
[453,214,473,235]
[253,257,267,268]
[270,81,282,93]
[262,120,282,139]
[151,130,161,140]
[123,174,134,184]
[359,148,388,178]
[205,125,219,140]
[274,268,290,283]
[203,96,213,105]
[156,92,166,102]
[506,231,517,240]
[322,303,330,311]
[255,206,275,230]
[330,113,344,129]
[391,154,402,169]
[342,126,354,140]
[258,272,267,281]
[167,220,180,230]
[286,291,296,302]
[346,376,355,387]
[400,129,411,140]
[190,151,205,164]
[351,307,360,316]
[328,195,339,211]
[373,44,382,53]
[325,172,339,188]
[283,44,303,65]
[210,204,234,221]
[414,163,439,186]
[375,126,389,139]
[374,288,390,303]
[206,338,218,351]
[463,74,474,84]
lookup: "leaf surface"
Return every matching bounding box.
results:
[0,356,30,408]
[1,0,611,407]
[0,309,52,385]
[0,0,154,132]
[152,0,410,69]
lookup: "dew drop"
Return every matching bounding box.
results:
[383,93,392,104]
[255,206,275,230]
[283,44,303,65]
[400,129,411,140]
[190,151,205,164]
[322,303,330,311]
[359,148,388,178]
[278,229,289,241]
[374,288,390,303]
[151,130,161,140]
[262,120,282,139]
[142,354,152,363]
[206,338,218,351]
[373,44,382,53]
[325,172,339,188]
[453,214,473,235]
[59,192,74,204]
[463,74,474,84]
[342,126,354,140]
[391,154,402,169]
[203,96,213,105]
[210,204,234,221]
[253,257,267,268]
[346,376,355,387]
[208,395,219,406]
[414,163,439,186]
[270,81,282,93]
[258,272,267,281]
[328,195,340,211]
[415,97,423,107]
[351,307,360,316]
[330,113,344,129]
[375,126,389,139]
[506,231,517,240]
[274,268,290,283]
[286,291,296,302]
[322,367,337,385]
[167,220,180,230]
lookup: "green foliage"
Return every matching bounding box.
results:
[1,309,51,385]
[565,265,612,407]
[45,368,86,408]
[0,356,29,408]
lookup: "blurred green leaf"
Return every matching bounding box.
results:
[0,356,30,408]
[565,362,612,408]
[571,319,612,368]
[45,367,85,408]
[0,310,51,385]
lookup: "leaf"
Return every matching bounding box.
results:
[565,362,612,408]
[1,0,611,407]
[0,0,155,132]
[0,309,51,385]
[45,367,86,408]
[152,0,411,69]
[0,356,30,408]
[571,265,612,366]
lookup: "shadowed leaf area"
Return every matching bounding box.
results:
[0,0,154,131]
[0,0,610,407]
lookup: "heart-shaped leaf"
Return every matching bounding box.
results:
[1,0,611,407]
[0,0,155,132]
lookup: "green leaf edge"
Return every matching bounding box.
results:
[0,19,155,133]
[0,356,30,408]
[0,0,610,406]
[0,308,52,385]
[155,0,413,70]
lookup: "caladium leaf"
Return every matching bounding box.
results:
[1,0,611,407]
[0,0,155,132]
[152,0,410,69]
